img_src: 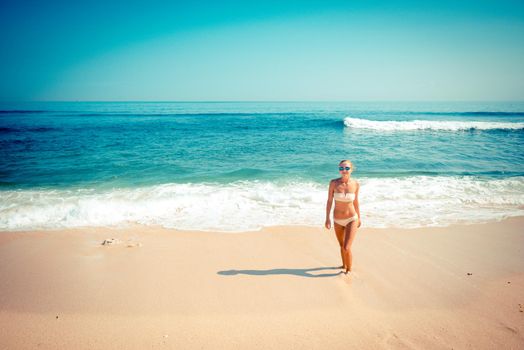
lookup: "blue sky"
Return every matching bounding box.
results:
[1,0,524,101]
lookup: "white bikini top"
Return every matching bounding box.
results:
[333,192,355,202]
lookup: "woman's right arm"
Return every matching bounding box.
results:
[325,180,334,229]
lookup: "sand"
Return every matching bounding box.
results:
[0,217,523,349]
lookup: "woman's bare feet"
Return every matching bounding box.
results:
[344,268,351,274]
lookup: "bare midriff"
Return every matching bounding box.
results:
[333,200,357,220]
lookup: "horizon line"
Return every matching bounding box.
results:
[2,99,524,104]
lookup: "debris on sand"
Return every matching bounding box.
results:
[101,238,121,246]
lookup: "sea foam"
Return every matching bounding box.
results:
[1,176,523,232]
[343,117,524,131]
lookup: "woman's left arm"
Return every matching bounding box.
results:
[354,181,362,228]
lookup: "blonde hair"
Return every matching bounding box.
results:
[339,159,356,171]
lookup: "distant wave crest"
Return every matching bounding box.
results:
[405,111,524,117]
[343,117,524,131]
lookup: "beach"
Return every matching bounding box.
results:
[2,0,524,346]
[1,217,523,349]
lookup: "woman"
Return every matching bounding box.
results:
[325,160,362,274]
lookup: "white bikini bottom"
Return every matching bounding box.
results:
[334,214,359,227]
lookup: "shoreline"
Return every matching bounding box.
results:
[2,176,523,233]
[1,217,523,349]
[1,213,523,235]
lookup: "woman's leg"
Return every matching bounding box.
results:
[343,220,359,273]
[334,222,346,269]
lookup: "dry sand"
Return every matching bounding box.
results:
[0,217,523,349]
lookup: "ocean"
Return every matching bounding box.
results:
[1,101,523,232]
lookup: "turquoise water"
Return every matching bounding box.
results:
[1,101,523,231]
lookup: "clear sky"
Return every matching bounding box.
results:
[1,0,524,101]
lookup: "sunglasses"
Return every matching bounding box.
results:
[339,166,351,171]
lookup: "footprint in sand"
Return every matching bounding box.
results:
[338,270,362,286]
[350,270,361,279]
[126,241,142,248]
[340,270,360,278]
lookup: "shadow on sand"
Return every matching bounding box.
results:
[217,266,344,278]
